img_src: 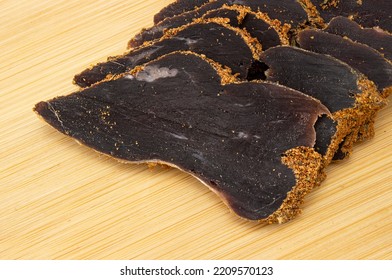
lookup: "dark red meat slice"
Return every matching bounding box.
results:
[310,0,392,32]
[129,0,307,48]
[154,0,210,24]
[35,52,329,223]
[297,29,392,96]
[74,20,262,87]
[325,16,392,61]
[259,46,385,161]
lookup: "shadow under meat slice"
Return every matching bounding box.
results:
[325,16,392,61]
[310,0,392,32]
[129,0,307,48]
[259,46,385,162]
[35,51,329,223]
[74,19,262,88]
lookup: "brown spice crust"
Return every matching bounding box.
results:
[225,4,291,46]
[298,0,326,28]
[265,146,324,224]
[328,76,387,161]
[319,0,340,9]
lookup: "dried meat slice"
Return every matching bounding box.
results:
[259,46,385,162]
[154,0,210,24]
[129,0,307,48]
[297,29,392,97]
[310,0,392,32]
[35,51,329,223]
[74,19,262,88]
[154,0,310,28]
[297,29,391,147]
[325,16,392,61]
[129,2,234,47]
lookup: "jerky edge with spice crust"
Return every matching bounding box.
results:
[35,51,329,223]
[325,16,392,61]
[259,46,385,162]
[128,0,308,48]
[154,0,210,24]
[74,18,262,88]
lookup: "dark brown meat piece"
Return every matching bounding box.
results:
[35,51,329,223]
[259,46,385,162]
[310,0,392,32]
[325,16,392,61]
[74,20,262,88]
[129,0,307,48]
[297,29,392,97]
[154,0,210,24]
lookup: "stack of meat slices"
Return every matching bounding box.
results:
[34,0,391,224]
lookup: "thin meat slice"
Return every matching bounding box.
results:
[35,51,329,223]
[259,46,386,162]
[129,0,306,48]
[325,16,392,61]
[310,0,392,32]
[154,0,210,24]
[74,19,262,88]
[297,29,392,97]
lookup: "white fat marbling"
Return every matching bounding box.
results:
[234,131,261,140]
[124,74,135,79]
[234,102,253,107]
[136,65,178,82]
[175,37,200,45]
[168,132,188,140]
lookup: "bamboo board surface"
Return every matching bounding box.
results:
[0,0,391,260]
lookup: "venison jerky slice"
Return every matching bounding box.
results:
[74,19,262,88]
[201,5,290,47]
[35,51,328,223]
[129,0,306,48]
[259,46,385,162]
[129,1,233,48]
[325,16,392,61]
[297,29,391,146]
[297,29,392,97]
[155,0,309,27]
[154,0,210,24]
[310,0,392,32]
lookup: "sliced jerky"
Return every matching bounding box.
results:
[310,0,392,32]
[74,19,262,88]
[129,1,232,47]
[239,11,288,50]
[154,0,210,24]
[129,0,307,48]
[259,46,385,162]
[35,51,329,223]
[325,16,392,61]
[155,0,309,27]
[297,29,392,97]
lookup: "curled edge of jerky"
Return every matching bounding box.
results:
[220,4,291,46]
[261,46,386,164]
[329,76,386,160]
[35,51,329,224]
[164,17,263,61]
[74,16,262,87]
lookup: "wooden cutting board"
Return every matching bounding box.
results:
[0,0,391,260]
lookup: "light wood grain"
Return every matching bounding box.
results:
[0,0,391,260]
